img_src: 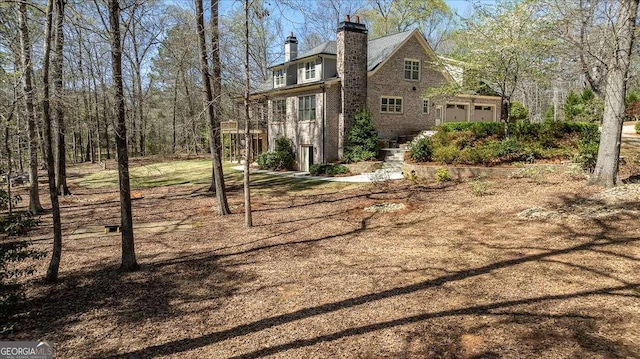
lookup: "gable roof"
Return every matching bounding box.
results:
[297,41,337,59]
[367,30,414,72]
[271,30,417,72]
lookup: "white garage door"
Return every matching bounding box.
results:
[473,105,495,122]
[445,104,468,122]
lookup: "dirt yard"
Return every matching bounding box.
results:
[3,154,640,358]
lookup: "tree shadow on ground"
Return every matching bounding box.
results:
[14,180,640,358]
[93,199,639,358]
[8,252,255,347]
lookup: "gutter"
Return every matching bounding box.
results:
[322,84,326,163]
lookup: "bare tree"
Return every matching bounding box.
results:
[588,0,639,187]
[52,0,70,196]
[109,0,139,271]
[43,0,64,283]
[195,0,230,215]
[243,0,252,227]
[17,1,43,214]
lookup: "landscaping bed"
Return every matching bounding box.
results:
[2,155,639,358]
[408,121,599,170]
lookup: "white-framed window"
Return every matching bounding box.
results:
[298,95,316,121]
[272,99,286,122]
[404,59,420,81]
[422,98,430,114]
[381,96,403,114]
[474,105,493,111]
[274,69,285,87]
[447,104,467,110]
[301,61,316,80]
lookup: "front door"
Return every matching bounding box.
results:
[299,145,313,172]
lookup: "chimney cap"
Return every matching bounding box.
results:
[337,15,367,34]
[285,31,298,44]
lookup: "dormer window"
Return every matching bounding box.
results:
[303,61,316,80]
[274,68,286,87]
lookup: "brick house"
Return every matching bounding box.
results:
[228,16,502,171]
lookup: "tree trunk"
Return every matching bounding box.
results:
[110,0,139,272]
[18,1,43,214]
[91,67,102,163]
[100,73,111,160]
[195,0,230,215]
[588,0,639,187]
[53,0,70,196]
[72,131,78,163]
[182,73,198,155]
[43,0,63,283]
[36,108,48,170]
[172,76,178,154]
[4,117,12,215]
[135,66,145,157]
[243,0,252,227]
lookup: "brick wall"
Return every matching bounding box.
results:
[367,35,448,140]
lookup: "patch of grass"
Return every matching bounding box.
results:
[79,159,214,189]
[77,159,362,195]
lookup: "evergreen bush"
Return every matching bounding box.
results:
[343,110,379,163]
[255,136,295,170]
[309,163,349,176]
[408,137,433,162]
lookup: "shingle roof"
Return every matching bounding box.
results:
[296,41,337,59]
[367,30,414,71]
[271,30,416,72]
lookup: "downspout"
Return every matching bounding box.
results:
[322,84,326,163]
[321,56,325,163]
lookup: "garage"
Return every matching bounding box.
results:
[473,105,495,122]
[444,103,468,122]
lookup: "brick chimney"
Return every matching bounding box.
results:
[337,15,368,158]
[285,32,298,62]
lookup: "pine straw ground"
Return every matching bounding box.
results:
[3,154,640,359]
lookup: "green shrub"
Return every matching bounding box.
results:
[309,163,349,176]
[408,137,433,162]
[635,122,640,134]
[509,101,529,122]
[433,145,460,164]
[403,169,418,184]
[256,136,294,170]
[0,190,20,211]
[435,167,452,182]
[457,144,496,165]
[439,122,504,139]
[1,194,45,333]
[469,178,493,196]
[344,109,379,163]
[574,133,600,171]
[1,212,41,237]
[575,127,600,169]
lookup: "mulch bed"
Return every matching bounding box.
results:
[2,161,640,358]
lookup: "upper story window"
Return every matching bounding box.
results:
[272,99,286,122]
[298,95,316,121]
[404,59,420,81]
[381,96,403,114]
[422,98,430,114]
[302,61,316,80]
[274,69,285,87]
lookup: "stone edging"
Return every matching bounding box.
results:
[402,163,565,180]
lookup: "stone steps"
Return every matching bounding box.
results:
[380,148,407,172]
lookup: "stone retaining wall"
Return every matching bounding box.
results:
[402,163,564,180]
[346,161,383,174]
